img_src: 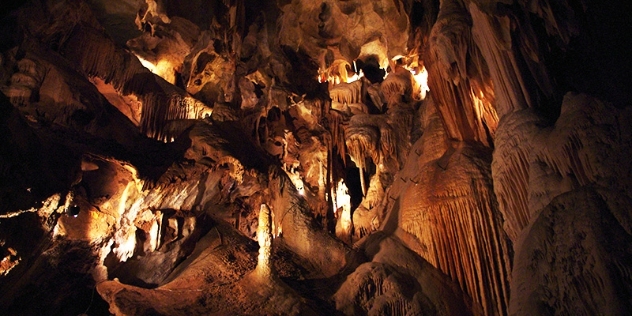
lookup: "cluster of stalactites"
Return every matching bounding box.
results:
[58,22,212,142]
[424,0,499,147]
[423,0,573,148]
[345,116,397,168]
[140,93,212,142]
[493,93,631,242]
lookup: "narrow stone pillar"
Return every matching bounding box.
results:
[256,203,273,278]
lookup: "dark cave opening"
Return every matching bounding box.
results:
[345,166,365,212]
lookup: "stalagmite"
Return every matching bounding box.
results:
[255,203,274,278]
[510,189,632,315]
[335,233,474,315]
[335,193,353,243]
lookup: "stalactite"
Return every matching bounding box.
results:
[468,4,540,118]
[327,108,348,165]
[424,0,498,147]
[358,165,366,197]
[535,93,631,193]
[320,59,353,85]
[62,26,136,92]
[523,0,580,47]
[346,126,378,167]
[329,80,363,105]
[138,92,212,141]
[346,114,401,168]
[59,25,212,141]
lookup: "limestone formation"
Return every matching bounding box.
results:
[0,0,631,315]
[255,203,274,278]
[397,106,512,315]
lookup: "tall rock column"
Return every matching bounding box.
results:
[256,203,274,279]
[417,0,512,313]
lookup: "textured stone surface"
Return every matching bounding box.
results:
[510,188,632,315]
[397,108,512,315]
[1,0,631,315]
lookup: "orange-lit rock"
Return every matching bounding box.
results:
[395,104,512,315]
[335,233,475,315]
[424,0,498,147]
[1,0,631,315]
[55,200,115,241]
[494,93,632,242]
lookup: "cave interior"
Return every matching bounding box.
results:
[0,0,631,315]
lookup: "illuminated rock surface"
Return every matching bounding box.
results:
[0,0,631,315]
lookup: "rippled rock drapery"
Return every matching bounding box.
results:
[391,99,512,316]
[492,92,632,314]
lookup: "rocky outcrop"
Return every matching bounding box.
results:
[335,233,475,316]
[510,188,632,315]
[494,93,632,240]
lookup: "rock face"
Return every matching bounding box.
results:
[399,139,512,316]
[495,92,632,315]
[382,99,512,316]
[0,0,631,315]
[334,232,475,316]
[510,188,632,315]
